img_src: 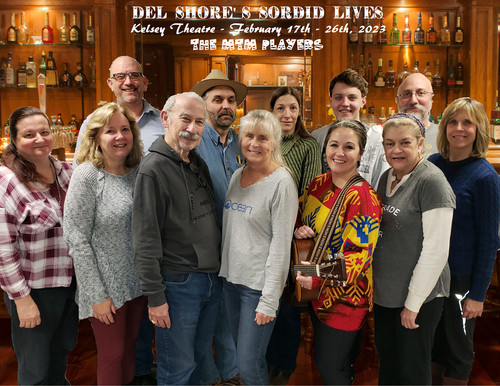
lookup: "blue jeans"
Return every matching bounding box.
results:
[199,302,239,383]
[155,272,221,385]
[223,279,277,385]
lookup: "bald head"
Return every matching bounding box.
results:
[109,56,143,77]
[396,73,434,127]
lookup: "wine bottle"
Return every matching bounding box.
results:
[0,58,7,87]
[367,52,374,86]
[5,53,15,87]
[378,15,387,45]
[414,11,425,44]
[349,16,359,44]
[358,53,366,79]
[69,13,81,44]
[427,12,437,44]
[363,19,373,44]
[17,62,27,87]
[402,14,412,44]
[423,61,433,83]
[389,13,400,45]
[455,54,464,87]
[447,54,455,87]
[42,12,53,44]
[398,63,410,86]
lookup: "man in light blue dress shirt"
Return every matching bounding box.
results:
[192,69,248,384]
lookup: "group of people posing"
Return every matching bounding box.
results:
[0,55,499,386]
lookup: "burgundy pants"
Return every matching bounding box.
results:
[90,296,147,385]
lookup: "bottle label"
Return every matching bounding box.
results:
[70,29,79,42]
[42,29,50,41]
[86,30,94,43]
[46,71,57,86]
[455,30,463,43]
[375,77,385,87]
[7,29,16,42]
[415,31,424,44]
[75,74,83,82]
[6,69,15,86]
[61,30,68,42]
[428,32,437,44]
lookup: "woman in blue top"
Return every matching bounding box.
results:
[429,97,500,385]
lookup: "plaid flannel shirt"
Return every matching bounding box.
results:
[0,157,74,300]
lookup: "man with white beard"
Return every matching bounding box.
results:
[396,73,438,157]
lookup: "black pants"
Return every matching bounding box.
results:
[432,276,476,380]
[5,279,79,385]
[374,297,444,385]
[310,307,362,385]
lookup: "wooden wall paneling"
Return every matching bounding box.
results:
[469,5,497,115]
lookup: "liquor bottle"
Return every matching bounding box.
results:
[432,59,443,88]
[349,50,355,70]
[423,60,433,83]
[455,53,464,87]
[45,51,58,87]
[358,53,366,79]
[427,12,437,44]
[374,58,386,87]
[69,13,81,44]
[389,13,400,45]
[73,62,87,87]
[17,62,27,87]
[378,15,387,45]
[86,12,95,44]
[368,102,376,125]
[26,56,37,88]
[447,54,455,87]
[385,59,396,88]
[59,62,72,87]
[0,58,6,87]
[413,61,420,73]
[378,107,387,124]
[42,12,54,44]
[414,11,425,44]
[454,16,464,45]
[398,63,410,86]
[60,13,69,43]
[56,111,64,126]
[366,52,373,85]
[17,12,29,44]
[402,14,412,44]
[349,16,359,44]
[89,52,96,88]
[7,13,17,44]
[439,13,451,45]
[5,53,15,87]
[68,113,80,139]
[363,19,373,44]
[39,51,47,79]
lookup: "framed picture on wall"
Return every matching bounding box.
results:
[278,76,287,86]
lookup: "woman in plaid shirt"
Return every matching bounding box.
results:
[0,106,77,385]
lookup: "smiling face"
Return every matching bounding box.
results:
[329,82,366,121]
[325,127,362,179]
[446,109,477,159]
[383,124,424,176]
[107,57,148,108]
[162,95,206,159]
[272,94,300,135]
[97,111,134,166]
[204,86,237,131]
[13,114,53,163]
[240,126,276,167]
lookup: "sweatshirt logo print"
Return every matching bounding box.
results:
[224,199,253,214]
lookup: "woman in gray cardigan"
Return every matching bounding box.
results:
[64,102,146,385]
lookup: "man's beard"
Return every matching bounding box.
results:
[208,109,235,130]
[400,103,431,121]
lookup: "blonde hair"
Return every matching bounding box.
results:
[76,103,143,168]
[239,110,284,166]
[382,117,425,157]
[437,97,490,159]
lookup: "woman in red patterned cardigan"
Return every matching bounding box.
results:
[295,119,382,385]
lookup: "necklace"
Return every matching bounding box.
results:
[393,157,423,184]
[50,159,62,206]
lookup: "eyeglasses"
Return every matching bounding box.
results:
[398,90,434,100]
[110,72,143,81]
